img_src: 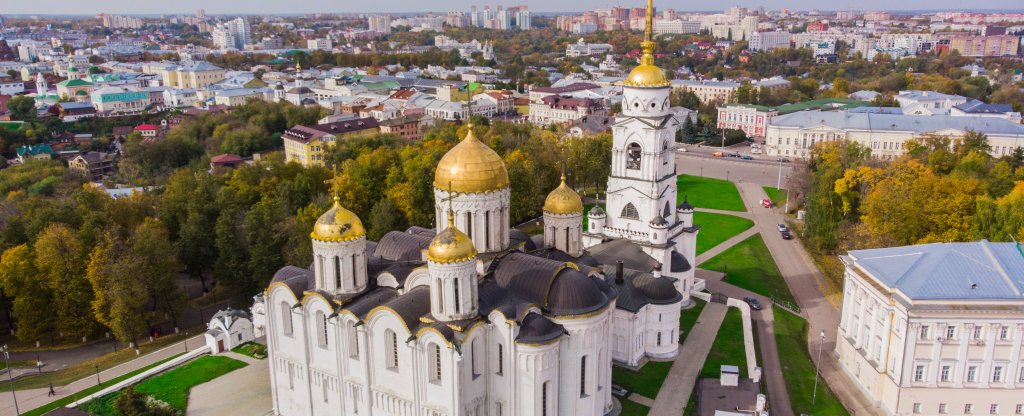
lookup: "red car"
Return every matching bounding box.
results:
[761,199,773,208]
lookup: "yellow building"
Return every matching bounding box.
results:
[282,118,380,167]
[159,61,226,90]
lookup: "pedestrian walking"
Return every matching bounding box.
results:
[47,383,55,396]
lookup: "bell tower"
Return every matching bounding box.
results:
[591,0,679,247]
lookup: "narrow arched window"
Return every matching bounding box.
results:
[496,343,504,375]
[334,256,341,289]
[621,203,639,220]
[580,355,588,397]
[664,201,671,219]
[316,311,328,348]
[281,302,293,336]
[626,143,642,170]
[347,321,359,358]
[428,343,441,382]
[453,279,461,314]
[385,330,399,369]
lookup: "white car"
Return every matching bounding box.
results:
[751,148,763,154]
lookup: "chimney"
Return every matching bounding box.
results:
[615,261,624,284]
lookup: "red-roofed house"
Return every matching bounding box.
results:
[210,153,244,171]
[134,124,159,138]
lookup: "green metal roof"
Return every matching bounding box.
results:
[57,79,92,87]
[724,98,868,115]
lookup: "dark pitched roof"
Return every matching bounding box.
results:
[373,231,433,262]
[515,311,565,344]
[271,266,313,297]
[608,268,682,313]
[586,239,660,273]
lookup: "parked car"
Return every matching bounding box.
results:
[761,199,773,208]
[743,297,763,310]
[728,152,741,158]
[781,230,793,240]
[741,155,754,160]
[712,151,725,157]
[776,157,791,163]
[777,223,788,232]
[611,384,631,398]
[751,148,763,154]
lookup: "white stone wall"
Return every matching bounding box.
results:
[427,258,479,321]
[553,309,615,416]
[312,237,368,295]
[435,187,511,253]
[543,212,583,257]
[645,302,684,359]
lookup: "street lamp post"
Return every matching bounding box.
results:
[94,364,101,386]
[2,345,20,415]
[812,330,825,405]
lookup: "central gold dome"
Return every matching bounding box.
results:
[624,63,669,88]
[426,217,478,263]
[311,197,366,242]
[434,128,509,194]
[544,175,583,215]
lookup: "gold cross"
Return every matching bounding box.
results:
[324,164,339,196]
[463,99,474,127]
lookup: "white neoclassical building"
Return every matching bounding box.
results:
[837,241,1024,416]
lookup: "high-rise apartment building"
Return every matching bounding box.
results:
[368,15,392,34]
[213,17,252,50]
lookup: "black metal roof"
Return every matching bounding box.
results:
[373,231,433,262]
[516,312,564,344]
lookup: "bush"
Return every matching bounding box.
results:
[113,386,179,416]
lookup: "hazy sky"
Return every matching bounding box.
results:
[4,0,1024,15]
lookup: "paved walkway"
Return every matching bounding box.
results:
[649,302,727,416]
[732,182,876,415]
[703,270,794,416]
[695,227,759,266]
[0,335,208,416]
[187,353,271,416]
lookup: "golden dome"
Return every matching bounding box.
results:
[311,197,366,242]
[624,63,669,88]
[623,0,669,88]
[544,175,583,215]
[426,216,478,263]
[434,127,509,194]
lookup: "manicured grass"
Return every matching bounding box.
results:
[699,308,747,379]
[701,234,797,306]
[677,174,746,212]
[2,329,203,391]
[22,354,182,416]
[762,186,788,206]
[773,309,849,416]
[135,355,246,410]
[678,298,707,344]
[80,355,246,414]
[693,212,754,255]
[231,342,267,359]
[612,360,674,399]
[620,398,651,416]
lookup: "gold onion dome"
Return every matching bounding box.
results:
[623,0,670,88]
[311,196,366,242]
[434,127,509,194]
[544,174,583,215]
[426,216,478,263]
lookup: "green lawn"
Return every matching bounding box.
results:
[701,234,797,305]
[620,398,651,416]
[231,342,267,359]
[677,175,746,212]
[773,309,849,416]
[612,360,673,399]
[80,355,247,414]
[22,355,182,416]
[762,186,788,206]
[679,298,707,344]
[699,308,747,378]
[693,212,754,255]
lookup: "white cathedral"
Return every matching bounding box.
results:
[257,2,700,415]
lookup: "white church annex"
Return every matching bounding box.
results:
[257,2,700,415]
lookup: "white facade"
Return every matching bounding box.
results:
[836,242,1024,416]
[750,31,792,51]
[204,308,256,353]
[433,187,510,254]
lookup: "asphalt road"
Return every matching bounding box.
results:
[675,148,796,189]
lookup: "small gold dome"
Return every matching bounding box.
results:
[623,64,669,88]
[434,127,509,194]
[311,197,366,242]
[544,175,583,215]
[426,217,478,263]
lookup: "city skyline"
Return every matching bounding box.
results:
[4,0,1024,15]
